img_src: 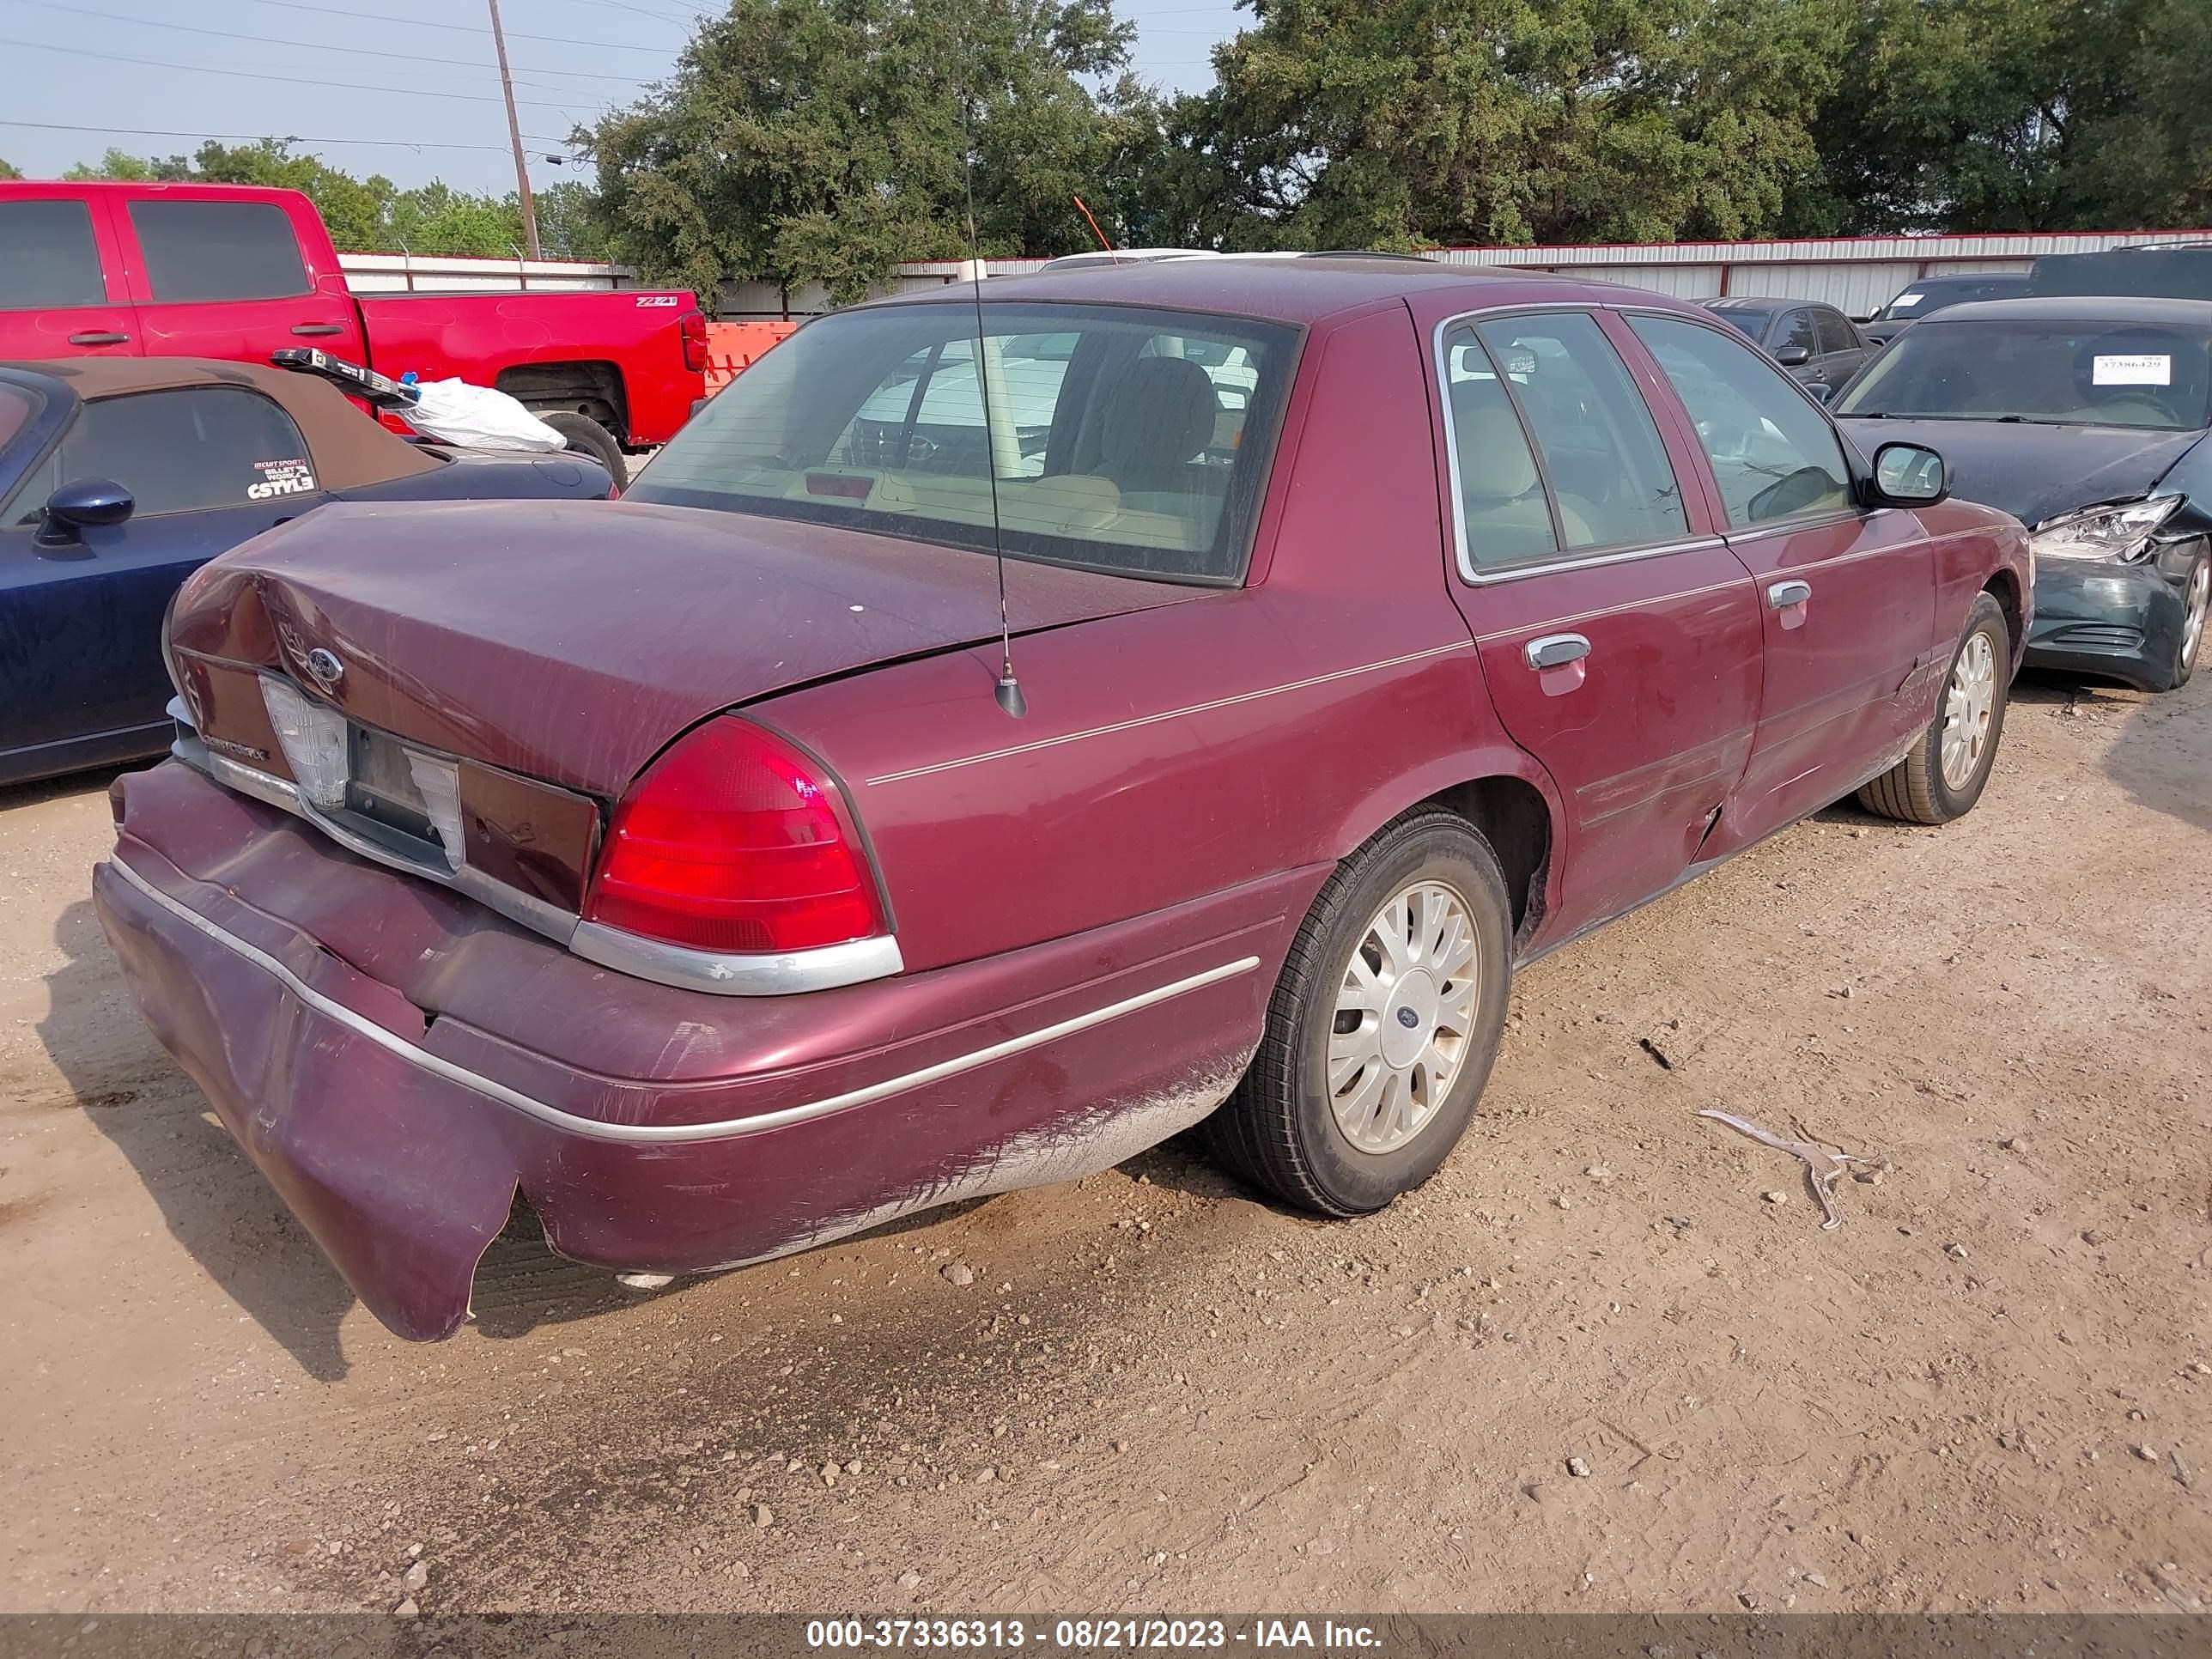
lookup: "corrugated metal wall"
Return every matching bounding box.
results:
[715,228,2212,319]
[338,252,630,294]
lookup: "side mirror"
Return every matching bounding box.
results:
[40,477,135,544]
[1870,441,1948,506]
[1805,382,1836,404]
[1774,344,1812,368]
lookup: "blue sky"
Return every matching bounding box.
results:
[0,0,1243,196]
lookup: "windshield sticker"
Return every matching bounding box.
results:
[2094,354,2172,386]
[1892,292,1923,307]
[247,458,317,500]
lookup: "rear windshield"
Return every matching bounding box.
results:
[1836,319,2212,430]
[1710,310,1765,339]
[627,301,1299,583]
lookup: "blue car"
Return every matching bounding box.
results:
[1,357,613,786]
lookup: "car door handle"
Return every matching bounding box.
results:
[1524,633,1591,671]
[1768,580,1813,609]
[290,323,347,337]
[68,331,130,345]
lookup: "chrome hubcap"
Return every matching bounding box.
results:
[2182,562,2209,670]
[1941,630,1996,791]
[1328,879,1480,1155]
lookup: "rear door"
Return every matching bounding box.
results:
[0,188,140,357]
[1621,312,1936,853]
[1433,308,1764,939]
[0,385,326,768]
[109,193,366,363]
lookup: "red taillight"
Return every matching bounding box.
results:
[584,718,886,956]
[680,308,709,374]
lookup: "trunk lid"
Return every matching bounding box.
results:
[191,497,1202,794]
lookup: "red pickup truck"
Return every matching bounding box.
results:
[0,180,708,476]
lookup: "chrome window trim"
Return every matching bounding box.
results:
[103,852,1254,1146]
[167,698,904,998]
[1431,306,1712,586]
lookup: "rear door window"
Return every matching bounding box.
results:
[1627,314,1852,527]
[127,200,310,302]
[1814,309,1857,355]
[1441,332,1557,568]
[1774,310,1818,358]
[9,386,314,521]
[0,200,109,309]
[1471,313,1688,552]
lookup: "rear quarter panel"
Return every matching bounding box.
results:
[755,301,1547,982]
[354,291,703,444]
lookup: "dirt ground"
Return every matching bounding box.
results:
[2,672,2207,1618]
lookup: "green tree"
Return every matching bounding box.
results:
[1162,0,1848,251]
[0,157,23,181]
[1790,0,2212,233]
[581,0,1150,304]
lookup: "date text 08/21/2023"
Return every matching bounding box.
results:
[803,1620,1383,1650]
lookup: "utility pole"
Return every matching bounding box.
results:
[488,0,542,261]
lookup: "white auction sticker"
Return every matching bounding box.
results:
[1892,291,1923,308]
[2094,354,2171,386]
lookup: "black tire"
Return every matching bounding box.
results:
[1858,591,2009,824]
[2160,552,2208,690]
[1206,809,1514,1216]
[538,410,627,489]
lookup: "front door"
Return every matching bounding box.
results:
[0,189,141,359]
[0,384,325,775]
[1434,309,1764,940]
[1620,313,1936,853]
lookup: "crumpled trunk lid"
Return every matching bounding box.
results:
[173,497,1200,795]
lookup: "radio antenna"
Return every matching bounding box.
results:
[960,90,1026,720]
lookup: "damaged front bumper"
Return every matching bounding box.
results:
[95,762,1286,1340]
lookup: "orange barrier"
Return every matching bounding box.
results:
[702,321,799,393]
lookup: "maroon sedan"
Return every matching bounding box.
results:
[93,260,2030,1340]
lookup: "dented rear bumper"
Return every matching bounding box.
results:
[94,762,1289,1340]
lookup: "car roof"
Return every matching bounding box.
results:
[0,355,442,489]
[1913,272,2029,287]
[865,256,1703,328]
[1705,296,1797,312]
[1911,295,2212,325]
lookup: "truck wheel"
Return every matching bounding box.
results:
[539,411,626,489]
[1206,809,1513,1216]
[1858,591,2009,824]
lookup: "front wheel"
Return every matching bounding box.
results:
[1858,591,2010,824]
[2161,553,2208,690]
[1206,810,1513,1216]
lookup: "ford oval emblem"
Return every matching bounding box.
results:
[304,647,344,690]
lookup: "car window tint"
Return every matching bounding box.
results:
[1814,310,1856,355]
[128,200,310,303]
[12,387,314,522]
[629,301,1297,583]
[1628,315,1852,528]
[0,200,109,309]
[1711,309,1762,339]
[1775,310,1818,356]
[1473,313,1687,550]
[1441,330,1557,568]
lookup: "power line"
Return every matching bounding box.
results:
[562,0,704,21]
[1,0,662,87]
[226,0,689,55]
[0,36,609,116]
[0,117,562,156]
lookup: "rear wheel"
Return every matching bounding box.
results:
[539,410,626,489]
[1206,810,1513,1215]
[1858,591,2009,823]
